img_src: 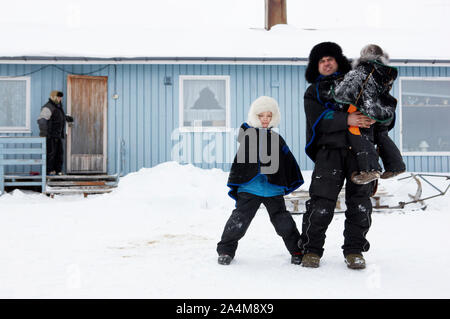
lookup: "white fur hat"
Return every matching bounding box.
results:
[246,96,281,128]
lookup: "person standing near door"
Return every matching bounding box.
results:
[37,90,74,175]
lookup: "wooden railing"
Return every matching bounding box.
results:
[0,137,46,195]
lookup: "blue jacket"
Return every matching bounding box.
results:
[238,174,285,197]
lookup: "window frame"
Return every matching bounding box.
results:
[0,76,31,133]
[399,76,450,156]
[179,75,231,132]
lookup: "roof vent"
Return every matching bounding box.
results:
[265,0,287,30]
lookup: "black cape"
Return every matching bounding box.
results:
[304,73,351,162]
[227,123,304,201]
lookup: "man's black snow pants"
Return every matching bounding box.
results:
[217,192,301,258]
[298,147,375,257]
[46,137,64,173]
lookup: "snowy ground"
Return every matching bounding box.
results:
[1,161,449,299]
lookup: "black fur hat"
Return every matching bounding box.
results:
[305,42,352,83]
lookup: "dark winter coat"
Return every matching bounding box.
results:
[227,123,304,201]
[304,72,369,162]
[332,60,398,124]
[37,99,67,138]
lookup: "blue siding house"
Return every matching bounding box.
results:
[1,61,449,176]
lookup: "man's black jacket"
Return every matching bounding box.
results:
[37,99,67,138]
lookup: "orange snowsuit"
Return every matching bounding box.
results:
[347,104,361,135]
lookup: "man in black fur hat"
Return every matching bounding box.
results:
[298,42,377,269]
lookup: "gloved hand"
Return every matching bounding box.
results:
[65,115,74,123]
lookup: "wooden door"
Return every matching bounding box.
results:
[66,75,108,174]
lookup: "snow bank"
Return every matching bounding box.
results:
[109,161,231,211]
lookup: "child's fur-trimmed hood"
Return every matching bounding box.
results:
[352,44,390,68]
[246,96,281,128]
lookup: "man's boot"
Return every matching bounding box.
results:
[345,254,366,269]
[301,253,320,268]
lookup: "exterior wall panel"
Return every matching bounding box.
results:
[1,63,449,177]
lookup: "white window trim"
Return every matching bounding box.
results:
[179,75,231,133]
[0,76,31,133]
[399,76,450,156]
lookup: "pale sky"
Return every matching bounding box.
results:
[0,0,448,30]
[288,0,450,30]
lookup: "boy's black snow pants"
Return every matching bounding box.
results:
[217,192,301,258]
[375,129,406,173]
[298,147,375,257]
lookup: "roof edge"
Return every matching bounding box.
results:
[0,56,449,66]
[0,56,308,65]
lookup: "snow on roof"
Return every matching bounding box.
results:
[1,0,449,61]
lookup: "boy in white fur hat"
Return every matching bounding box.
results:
[217,96,304,265]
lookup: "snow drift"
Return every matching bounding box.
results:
[0,161,449,298]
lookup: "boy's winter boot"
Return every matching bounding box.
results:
[345,254,366,269]
[351,171,380,185]
[375,131,406,179]
[218,254,233,265]
[380,169,405,179]
[301,253,320,268]
[291,253,303,265]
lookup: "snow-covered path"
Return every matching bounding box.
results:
[1,162,449,298]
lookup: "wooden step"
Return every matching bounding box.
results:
[44,184,117,198]
[47,174,118,181]
[44,188,115,198]
[45,173,119,198]
[46,181,118,187]
[45,185,114,189]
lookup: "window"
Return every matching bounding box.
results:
[400,77,450,155]
[179,75,230,131]
[0,77,31,132]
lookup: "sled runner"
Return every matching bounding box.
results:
[376,173,450,210]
